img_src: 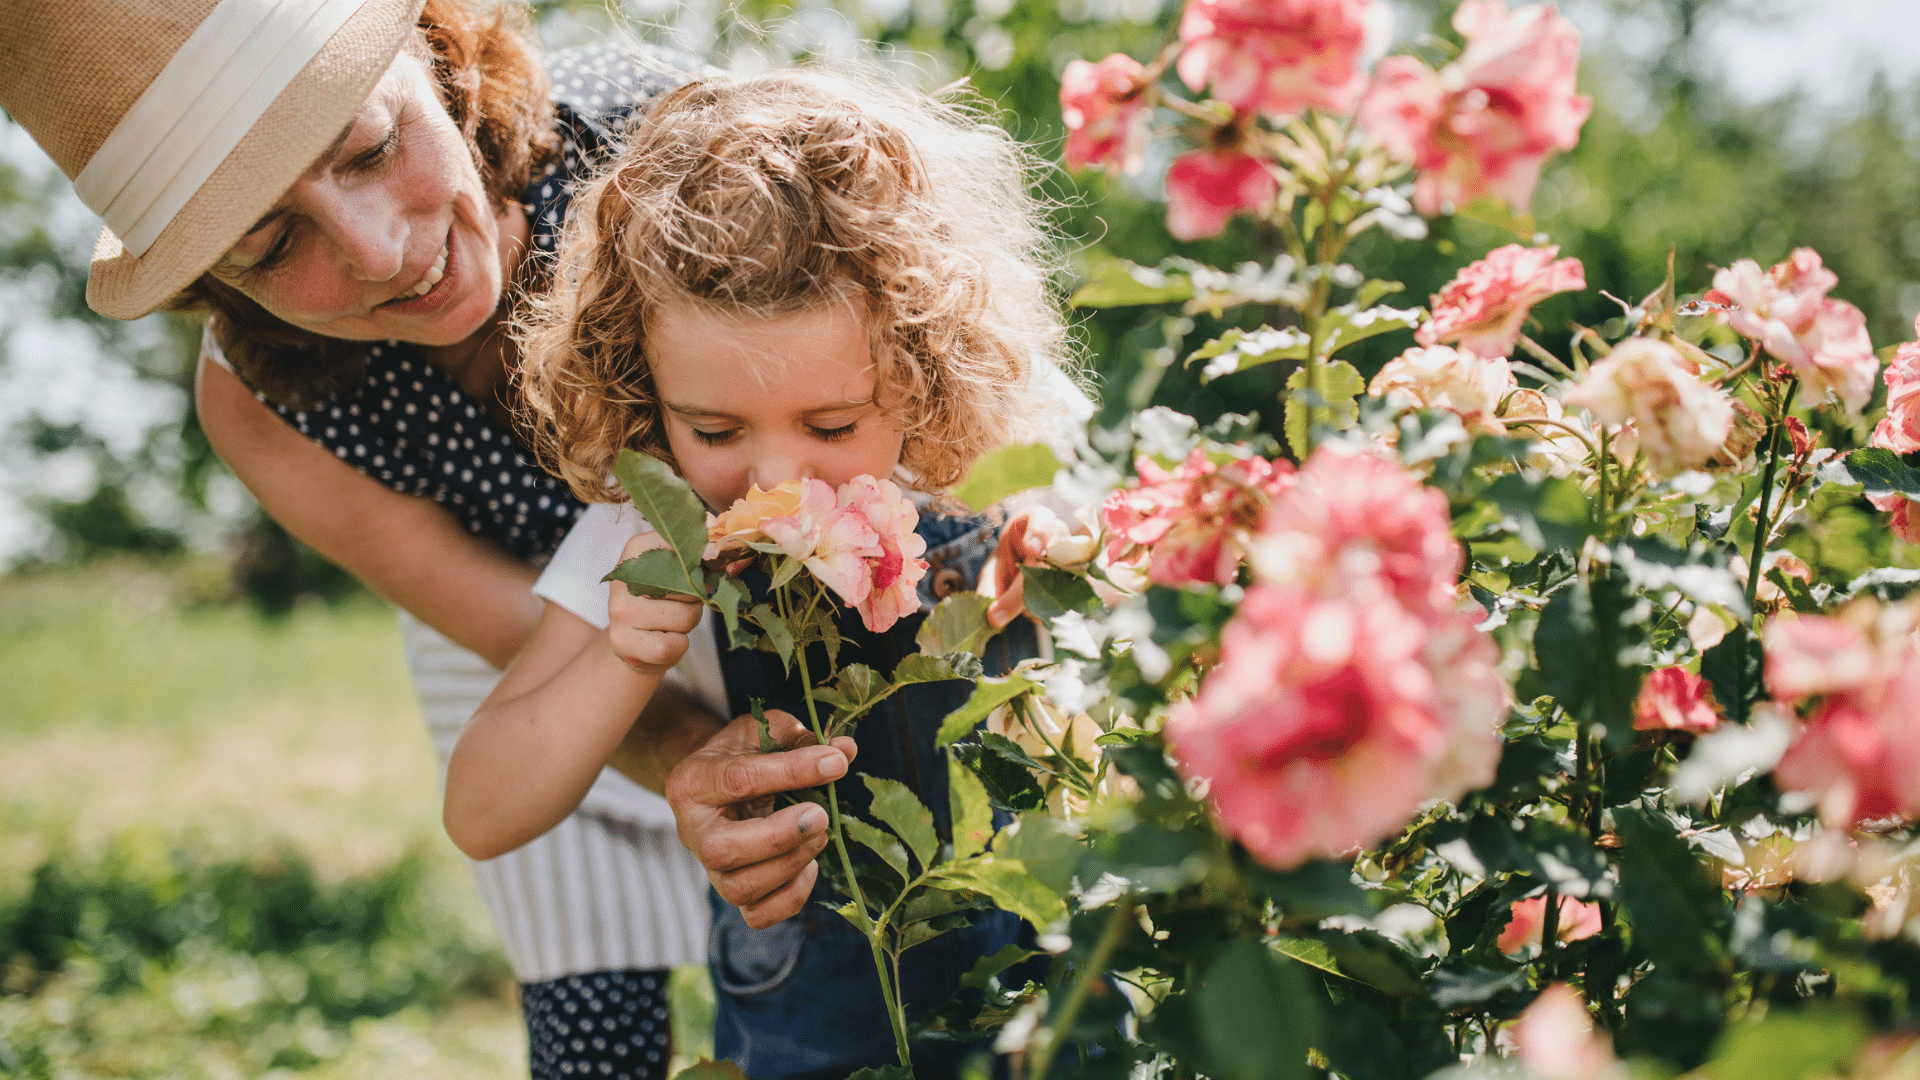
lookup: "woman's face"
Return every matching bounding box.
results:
[647,301,907,512]
[209,49,517,346]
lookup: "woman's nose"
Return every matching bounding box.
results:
[309,180,408,283]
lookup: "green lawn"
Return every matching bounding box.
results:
[0,563,712,1078]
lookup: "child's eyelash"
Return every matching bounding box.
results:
[691,428,739,446]
[810,423,858,443]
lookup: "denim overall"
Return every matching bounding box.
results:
[707,511,1045,1080]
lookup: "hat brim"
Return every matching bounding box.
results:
[86,0,427,320]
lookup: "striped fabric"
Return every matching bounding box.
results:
[397,610,710,982]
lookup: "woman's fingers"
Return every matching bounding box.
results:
[736,859,820,929]
[707,817,831,909]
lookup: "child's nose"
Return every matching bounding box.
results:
[747,442,818,491]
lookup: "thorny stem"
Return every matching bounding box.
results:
[1030,902,1136,1080]
[785,588,912,1068]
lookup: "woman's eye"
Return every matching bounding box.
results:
[809,423,858,443]
[346,122,399,173]
[248,229,295,275]
[691,428,739,446]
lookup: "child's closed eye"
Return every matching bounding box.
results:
[691,427,740,446]
[808,422,859,443]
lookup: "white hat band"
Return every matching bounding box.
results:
[73,0,375,259]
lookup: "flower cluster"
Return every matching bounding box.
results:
[1175,0,1388,119]
[1099,448,1295,588]
[1167,449,1507,869]
[1497,893,1602,954]
[706,476,929,632]
[1767,600,1920,828]
[1710,248,1879,415]
[1564,337,1736,477]
[1357,1,1591,217]
[1416,243,1587,359]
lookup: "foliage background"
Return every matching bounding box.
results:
[7,0,1920,1073]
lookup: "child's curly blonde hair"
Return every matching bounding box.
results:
[516,66,1073,503]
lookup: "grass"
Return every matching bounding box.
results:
[0,561,714,1078]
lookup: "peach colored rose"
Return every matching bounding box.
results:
[1164,148,1278,242]
[1711,248,1879,415]
[1633,666,1723,734]
[1563,337,1735,477]
[1368,343,1520,434]
[1061,53,1150,173]
[1510,984,1621,1080]
[1175,0,1389,119]
[1873,318,1920,454]
[1417,243,1587,359]
[706,480,815,560]
[1496,894,1603,953]
[1101,448,1294,588]
[837,475,930,633]
[1356,1,1591,217]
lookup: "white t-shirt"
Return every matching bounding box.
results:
[533,502,730,721]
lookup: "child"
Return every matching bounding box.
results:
[443,69,1075,1079]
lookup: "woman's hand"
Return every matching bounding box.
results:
[666,710,860,929]
[605,531,705,675]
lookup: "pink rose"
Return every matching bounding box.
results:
[1356,1,1591,217]
[1368,344,1520,434]
[1510,984,1619,1080]
[1496,894,1603,953]
[1632,666,1722,734]
[1164,148,1278,241]
[1871,317,1920,453]
[1417,243,1587,358]
[1168,447,1506,870]
[836,475,930,633]
[1870,492,1920,545]
[1061,53,1151,173]
[1711,249,1879,415]
[1768,603,1920,827]
[1100,448,1294,588]
[1563,337,1736,477]
[1175,0,1389,119]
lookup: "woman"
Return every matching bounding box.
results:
[1,2,722,1076]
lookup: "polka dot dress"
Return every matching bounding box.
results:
[523,969,675,1080]
[258,42,700,562]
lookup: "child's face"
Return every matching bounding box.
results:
[648,300,907,510]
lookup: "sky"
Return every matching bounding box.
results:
[6,0,1920,560]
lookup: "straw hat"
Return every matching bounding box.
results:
[0,0,428,320]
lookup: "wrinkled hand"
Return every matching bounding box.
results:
[984,506,1082,629]
[665,708,860,929]
[607,531,705,674]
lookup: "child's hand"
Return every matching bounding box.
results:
[607,531,706,675]
[665,708,860,929]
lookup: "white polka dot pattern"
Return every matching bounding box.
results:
[523,970,674,1080]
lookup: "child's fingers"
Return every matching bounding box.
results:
[607,626,690,672]
[608,589,705,632]
[735,860,820,929]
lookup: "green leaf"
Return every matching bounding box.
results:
[1453,196,1538,239]
[1196,940,1315,1080]
[949,754,996,860]
[669,1059,752,1080]
[1703,1010,1867,1080]
[916,593,995,658]
[1767,567,1822,614]
[893,652,981,686]
[1815,446,1920,499]
[1352,278,1405,310]
[1425,961,1527,1009]
[844,1067,916,1080]
[1283,360,1366,458]
[1070,256,1196,309]
[936,859,1067,930]
[951,443,1061,512]
[936,675,1041,746]
[1486,472,1592,554]
[1018,566,1098,620]
[751,698,778,753]
[900,888,977,926]
[769,554,802,590]
[605,548,707,601]
[1614,806,1725,973]
[952,742,1047,812]
[1325,304,1421,356]
[960,943,1037,990]
[844,816,911,883]
[997,812,1080,895]
[864,775,939,871]
[1701,630,1765,720]
[612,449,711,575]
[753,604,794,671]
[1187,325,1309,383]
[711,574,746,638]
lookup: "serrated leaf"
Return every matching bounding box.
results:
[936,860,1067,930]
[605,547,708,601]
[1018,566,1098,620]
[1070,256,1196,309]
[952,443,1061,512]
[710,574,746,638]
[1767,567,1822,614]
[844,816,912,883]
[901,888,975,925]
[916,593,995,658]
[769,554,802,589]
[837,663,879,705]
[612,449,711,575]
[961,943,1037,990]
[751,698,778,753]
[949,754,996,860]
[1196,940,1314,1080]
[998,812,1080,895]
[935,675,1041,745]
[1815,447,1920,498]
[1326,304,1421,355]
[753,604,793,671]
[1283,359,1366,457]
[1187,326,1309,383]
[893,652,980,685]
[864,775,939,871]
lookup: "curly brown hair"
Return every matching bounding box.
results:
[516,68,1073,503]
[168,0,556,409]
